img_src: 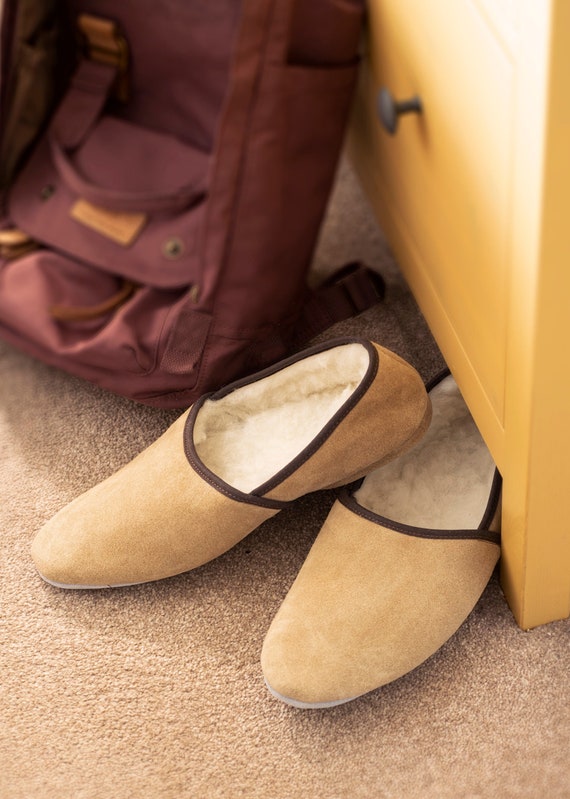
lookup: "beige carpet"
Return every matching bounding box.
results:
[1,160,569,799]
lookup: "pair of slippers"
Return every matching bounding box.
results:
[31,338,501,708]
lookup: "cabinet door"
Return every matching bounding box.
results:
[351,0,515,455]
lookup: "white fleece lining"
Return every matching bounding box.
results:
[193,343,370,492]
[355,376,495,529]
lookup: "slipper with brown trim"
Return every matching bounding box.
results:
[261,372,501,708]
[31,338,431,589]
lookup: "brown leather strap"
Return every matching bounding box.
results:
[50,280,137,322]
[0,228,34,247]
[77,14,129,102]
[0,228,38,260]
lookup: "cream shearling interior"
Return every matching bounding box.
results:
[355,375,495,529]
[193,343,370,492]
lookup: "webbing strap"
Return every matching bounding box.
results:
[293,262,385,346]
[50,59,117,149]
[49,14,128,149]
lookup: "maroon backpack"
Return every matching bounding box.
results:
[0,0,383,407]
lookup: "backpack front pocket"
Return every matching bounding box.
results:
[8,115,210,288]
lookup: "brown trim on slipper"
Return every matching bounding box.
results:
[250,340,378,496]
[209,336,374,400]
[339,469,502,545]
[425,367,452,393]
[183,338,375,509]
[184,395,292,511]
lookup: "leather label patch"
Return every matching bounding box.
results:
[70,200,147,245]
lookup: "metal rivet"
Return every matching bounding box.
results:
[162,237,184,259]
[40,184,55,200]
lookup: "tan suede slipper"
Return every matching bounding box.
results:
[31,338,431,589]
[261,372,501,708]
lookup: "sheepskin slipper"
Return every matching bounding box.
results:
[261,372,502,709]
[30,338,432,589]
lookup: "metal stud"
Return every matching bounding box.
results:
[40,184,55,200]
[162,237,184,259]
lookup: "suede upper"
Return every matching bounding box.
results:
[31,338,431,588]
[261,345,432,501]
[261,494,501,707]
[30,411,281,587]
[261,372,502,708]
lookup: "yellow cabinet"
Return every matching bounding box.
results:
[349,0,570,628]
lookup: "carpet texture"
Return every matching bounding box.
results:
[1,160,569,799]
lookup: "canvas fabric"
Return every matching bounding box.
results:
[0,0,381,407]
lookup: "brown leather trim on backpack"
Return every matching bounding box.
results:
[77,13,129,102]
[0,226,38,259]
[49,279,137,321]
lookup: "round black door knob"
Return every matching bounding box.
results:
[377,87,422,135]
